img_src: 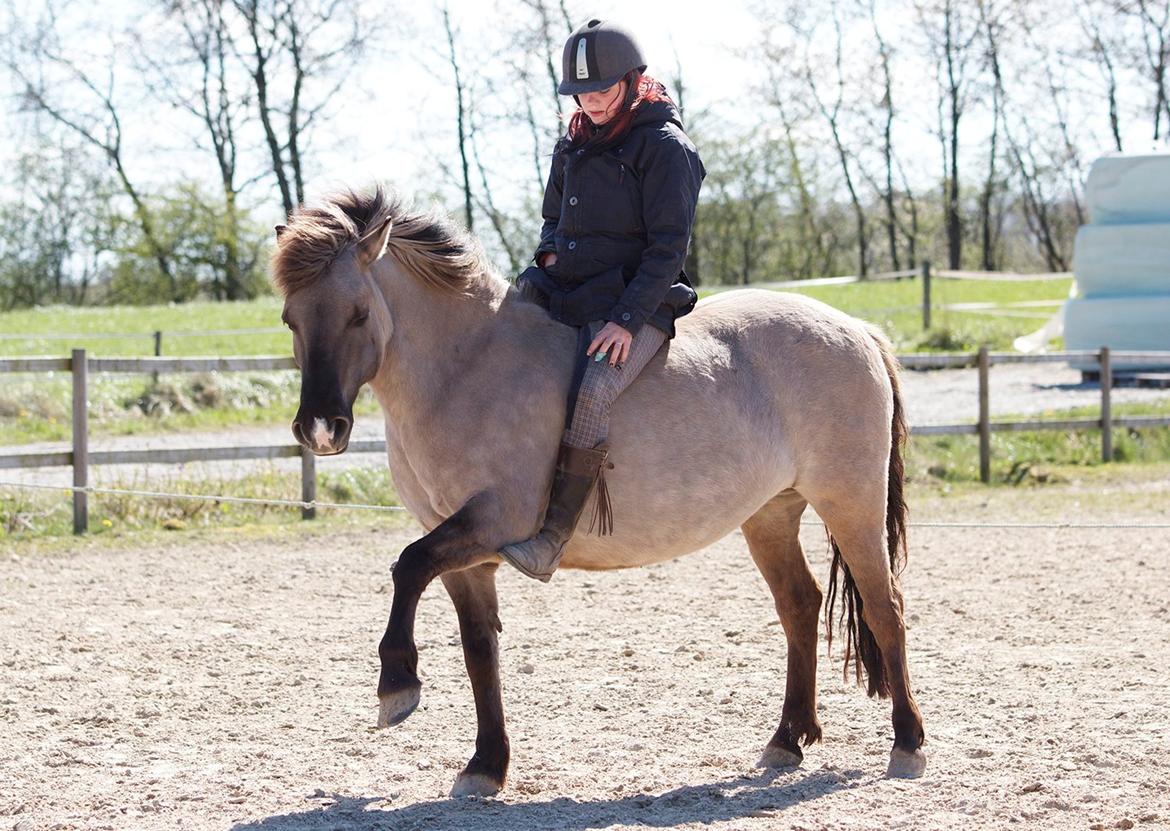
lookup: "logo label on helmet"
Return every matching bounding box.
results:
[575,37,589,79]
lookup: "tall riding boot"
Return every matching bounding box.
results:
[499,442,614,582]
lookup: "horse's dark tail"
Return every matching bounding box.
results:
[826,332,908,699]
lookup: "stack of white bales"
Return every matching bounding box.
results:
[1066,152,1170,371]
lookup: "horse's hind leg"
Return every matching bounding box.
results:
[441,564,510,798]
[742,490,823,768]
[808,489,926,778]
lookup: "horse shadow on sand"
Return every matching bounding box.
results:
[231,766,862,831]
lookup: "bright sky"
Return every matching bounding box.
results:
[308,0,762,208]
[2,0,1162,227]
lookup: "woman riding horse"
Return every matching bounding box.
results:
[502,19,705,581]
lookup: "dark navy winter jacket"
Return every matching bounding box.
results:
[530,99,705,338]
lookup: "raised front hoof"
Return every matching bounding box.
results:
[757,744,803,769]
[376,684,421,728]
[450,771,504,798]
[886,747,927,779]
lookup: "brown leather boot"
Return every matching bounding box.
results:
[499,443,613,582]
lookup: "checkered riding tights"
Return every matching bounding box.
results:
[562,319,668,449]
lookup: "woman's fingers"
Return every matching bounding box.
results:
[588,323,632,366]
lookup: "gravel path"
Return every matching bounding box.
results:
[2,516,1167,830]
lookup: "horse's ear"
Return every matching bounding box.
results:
[357,217,394,270]
[275,224,289,238]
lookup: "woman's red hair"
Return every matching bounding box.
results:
[562,72,673,154]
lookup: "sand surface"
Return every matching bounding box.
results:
[2,514,1168,830]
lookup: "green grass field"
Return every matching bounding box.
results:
[701,274,1071,352]
[2,274,1070,358]
[0,297,291,356]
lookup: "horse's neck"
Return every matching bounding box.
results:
[368,263,524,425]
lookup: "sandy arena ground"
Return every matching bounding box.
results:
[2,508,1169,830]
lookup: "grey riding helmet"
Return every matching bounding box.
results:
[558,19,647,95]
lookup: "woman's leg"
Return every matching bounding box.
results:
[500,321,667,581]
[564,321,668,447]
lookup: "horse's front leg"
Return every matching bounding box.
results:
[441,563,509,797]
[376,493,502,728]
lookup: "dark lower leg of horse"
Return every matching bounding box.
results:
[377,499,500,729]
[742,492,823,769]
[854,570,926,778]
[442,565,510,798]
[812,500,927,778]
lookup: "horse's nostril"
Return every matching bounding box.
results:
[292,421,307,445]
[331,416,351,441]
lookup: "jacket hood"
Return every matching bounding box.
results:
[631,98,683,130]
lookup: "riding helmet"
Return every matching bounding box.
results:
[558,19,647,96]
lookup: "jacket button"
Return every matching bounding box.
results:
[568,241,576,250]
[569,196,578,206]
[621,312,631,321]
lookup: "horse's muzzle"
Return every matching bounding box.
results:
[292,414,352,455]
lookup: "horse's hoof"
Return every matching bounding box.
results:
[377,684,421,728]
[886,747,927,778]
[450,772,503,798]
[757,744,803,769]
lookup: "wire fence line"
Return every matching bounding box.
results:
[3,479,1168,530]
[0,479,406,514]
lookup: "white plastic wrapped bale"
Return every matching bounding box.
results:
[1085,153,1170,225]
[1064,152,1170,371]
[1073,223,1170,296]
[1064,296,1170,370]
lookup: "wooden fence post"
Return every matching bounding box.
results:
[301,446,317,520]
[152,330,162,384]
[977,346,991,484]
[72,348,88,534]
[1100,346,1112,463]
[921,260,932,331]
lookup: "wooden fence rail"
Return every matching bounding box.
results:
[2,347,1170,533]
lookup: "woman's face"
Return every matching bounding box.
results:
[579,79,627,125]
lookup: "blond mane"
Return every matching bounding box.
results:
[270,185,489,296]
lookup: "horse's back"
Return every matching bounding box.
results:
[567,289,894,569]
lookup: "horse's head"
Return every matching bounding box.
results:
[272,186,493,455]
[273,208,395,456]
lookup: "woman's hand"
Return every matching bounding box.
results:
[588,321,633,368]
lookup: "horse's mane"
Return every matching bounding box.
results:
[271,184,489,296]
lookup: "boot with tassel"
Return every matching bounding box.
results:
[499,442,614,582]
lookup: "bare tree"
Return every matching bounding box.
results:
[145,0,253,299]
[520,0,570,117]
[1078,0,1125,151]
[1132,0,1170,140]
[977,0,1005,271]
[233,0,371,217]
[867,0,901,271]
[441,5,474,231]
[7,6,177,297]
[918,0,981,270]
[804,1,870,277]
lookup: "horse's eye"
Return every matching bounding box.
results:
[350,310,369,328]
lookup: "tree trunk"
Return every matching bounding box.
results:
[442,7,474,231]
